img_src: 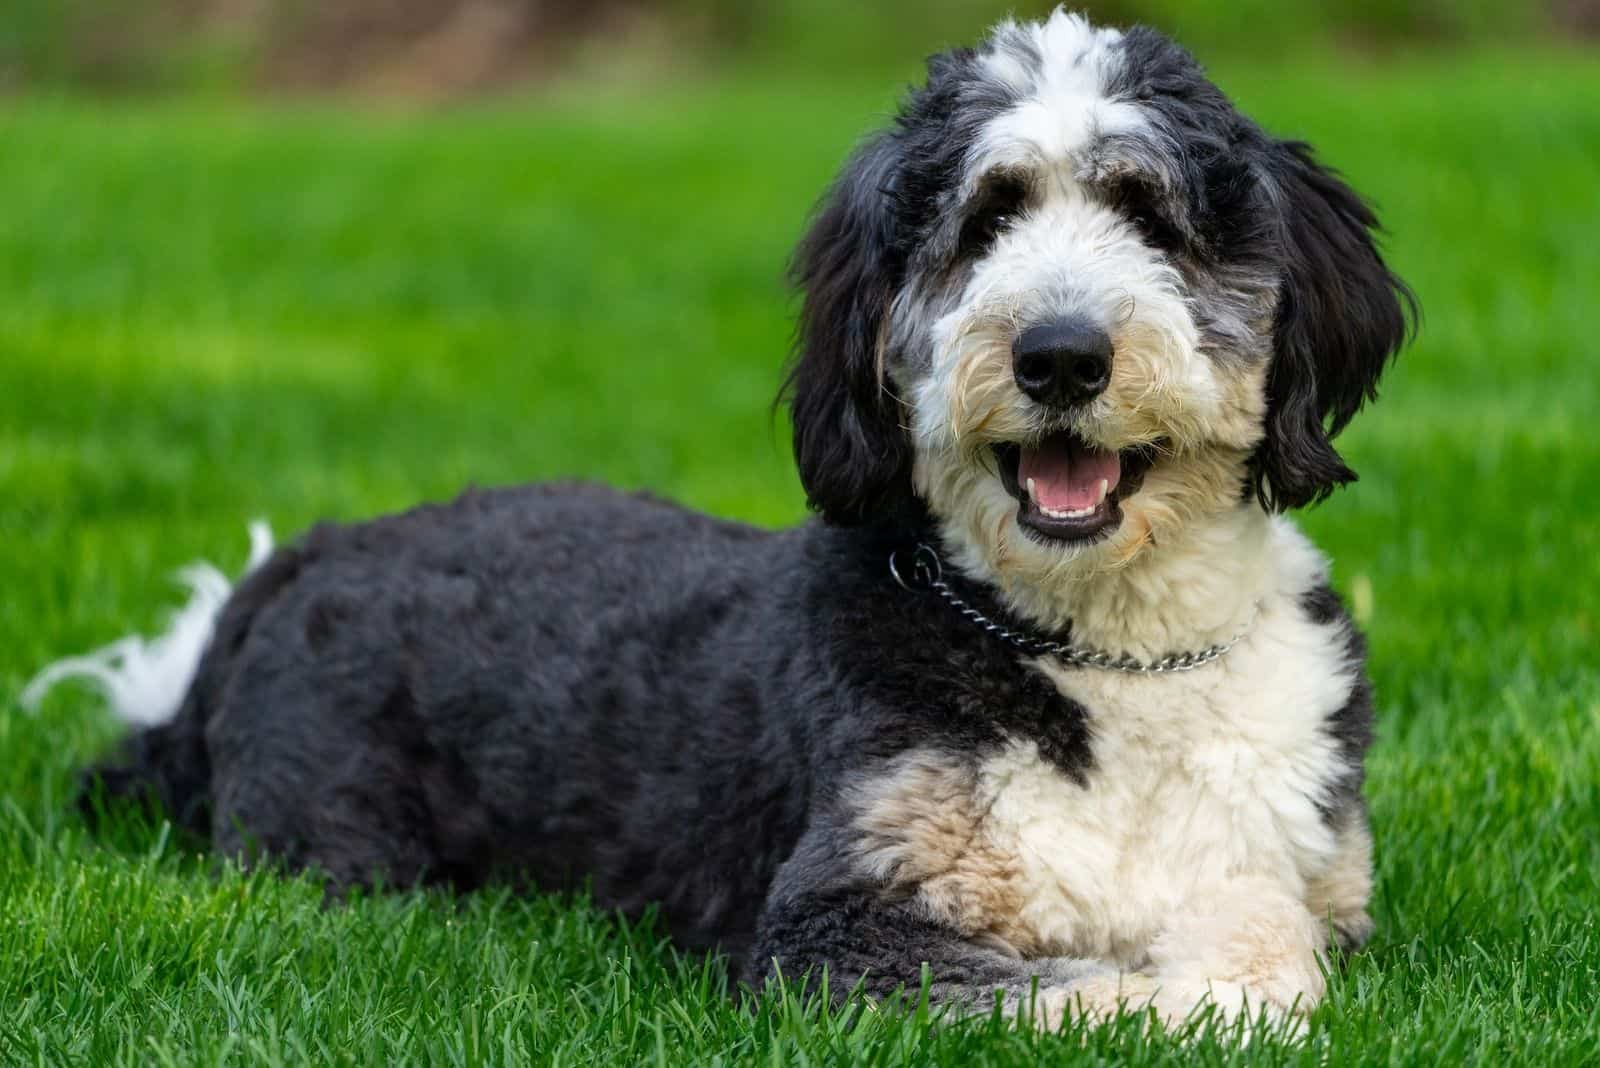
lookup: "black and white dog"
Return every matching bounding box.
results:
[32,10,1411,1031]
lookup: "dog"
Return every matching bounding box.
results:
[30,9,1411,1033]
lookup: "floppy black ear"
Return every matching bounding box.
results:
[782,135,915,526]
[1251,140,1416,510]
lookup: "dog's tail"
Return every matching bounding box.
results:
[24,522,275,828]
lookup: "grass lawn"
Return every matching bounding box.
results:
[3,49,1599,1064]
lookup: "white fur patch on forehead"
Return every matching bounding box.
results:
[973,11,1145,177]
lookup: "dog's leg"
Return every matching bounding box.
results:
[205,676,494,893]
[1304,811,1376,954]
[1061,878,1327,1033]
[748,885,1116,1027]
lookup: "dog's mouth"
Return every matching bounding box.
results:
[994,432,1160,546]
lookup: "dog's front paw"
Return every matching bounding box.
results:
[1141,883,1325,1034]
[1020,973,1160,1032]
[1137,975,1309,1038]
[1029,973,1308,1038]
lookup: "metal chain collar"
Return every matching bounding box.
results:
[889,543,1253,674]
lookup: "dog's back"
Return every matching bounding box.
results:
[83,482,817,960]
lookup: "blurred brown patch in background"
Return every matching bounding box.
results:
[1,0,1594,97]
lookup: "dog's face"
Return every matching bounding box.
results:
[786,12,1411,589]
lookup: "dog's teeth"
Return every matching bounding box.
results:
[1026,477,1035,499]
[1039,502,1100,520]
[1096,478,1109,505]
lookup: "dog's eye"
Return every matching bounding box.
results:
[1127,204,1184,252]
[1116,185,1186,253]
[959,181,1027,257]
[960,206,1017,257]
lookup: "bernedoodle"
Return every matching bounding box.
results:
[31,8,1413,1033]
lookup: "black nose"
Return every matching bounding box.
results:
[1011,318,1113,407]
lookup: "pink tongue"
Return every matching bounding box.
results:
[1019,435,1122,511]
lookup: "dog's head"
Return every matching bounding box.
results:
[784,11,1412,586]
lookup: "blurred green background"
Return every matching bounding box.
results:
[3,0,1595,94]
[3,2,1599,1064]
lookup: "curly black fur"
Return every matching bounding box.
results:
[86,485,1100,972]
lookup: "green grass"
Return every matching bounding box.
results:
[4,50,1600,1064]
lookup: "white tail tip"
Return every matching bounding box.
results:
[23,521,275,728]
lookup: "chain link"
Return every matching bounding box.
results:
[890,544,1252,674]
